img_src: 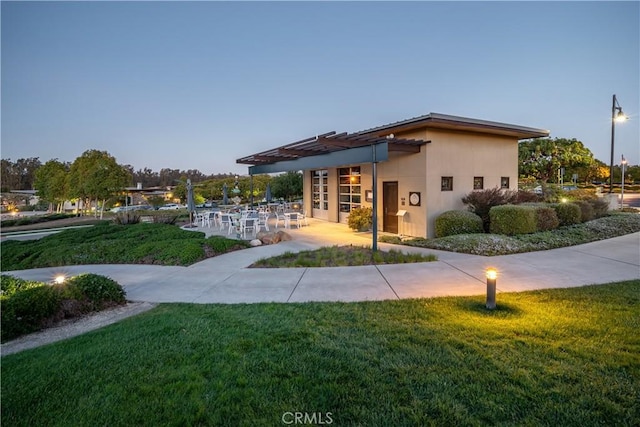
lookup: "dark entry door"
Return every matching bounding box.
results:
[383,182,398,233]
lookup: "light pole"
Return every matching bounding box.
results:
[609,94,627,193]
[620,154,627,209]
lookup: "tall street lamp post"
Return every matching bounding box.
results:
[609,94,627,193]
[620,155,627,208]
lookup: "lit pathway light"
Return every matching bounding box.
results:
[486,268,497,310]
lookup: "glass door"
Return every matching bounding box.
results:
[312,170,329,220]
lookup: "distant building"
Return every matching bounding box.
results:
[238,112,549,238]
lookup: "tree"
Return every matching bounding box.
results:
[519,138,595,184]
[68,150,130,218]
[1,157,42,191]
[271,171,303,201]
[34,159,69,212]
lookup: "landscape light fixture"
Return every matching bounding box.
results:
[53,275,66,285]
[486,268,497,310]
[609,95,627,193]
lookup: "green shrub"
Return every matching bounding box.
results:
[206,236,251,254]
[0,275,43,299]
[113,211,141,225]
[434,210,483,237]
[532,205,559,231]
[1,213,75,228]
[489,205,537,235]
[1,284,61,342]
[378,235,403,244]
[66,273,126,310]
[588,198,610,218]
[573,200,595,222]
[552,203,582,226]
[347,207,373,231]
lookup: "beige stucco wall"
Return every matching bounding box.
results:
[423,129,518,237]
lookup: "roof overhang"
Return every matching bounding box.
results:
[237,112,549,173]
[359,112,550,140]
[247,143,390,175]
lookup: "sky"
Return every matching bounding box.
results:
[2,1,639,176]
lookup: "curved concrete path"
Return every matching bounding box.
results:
[4,220,639,303]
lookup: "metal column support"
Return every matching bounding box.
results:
[372,145,378,252]
[250,173,254,207]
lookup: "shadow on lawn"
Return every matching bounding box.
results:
[453,299,525,318]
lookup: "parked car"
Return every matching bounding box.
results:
[158,203,182,210]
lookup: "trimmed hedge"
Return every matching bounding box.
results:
[552,203,582,226]
[434,210,483,237]
[489,205,537,235]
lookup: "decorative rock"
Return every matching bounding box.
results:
[250,239,263,247]
[261,233,279,245]
[276,231,292,241]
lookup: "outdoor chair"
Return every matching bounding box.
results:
[242,218,257,238]
[219,213,234,235]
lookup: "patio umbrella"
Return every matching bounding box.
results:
[265,183,272,203]
[222,183,229,205]
[186,179,196,227]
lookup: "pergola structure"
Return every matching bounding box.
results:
[237,131,429,250]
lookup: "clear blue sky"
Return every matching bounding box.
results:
[2,1,638,175]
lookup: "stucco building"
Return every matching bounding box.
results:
[237,113,549,238]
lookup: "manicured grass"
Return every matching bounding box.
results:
[2,281,638,426]
[401,213,640,255]
[0,223,250,270]
[250,245,437,268]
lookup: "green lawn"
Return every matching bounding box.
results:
[2,281,638,426]
[0,223,249,270]
[250,245,437,268]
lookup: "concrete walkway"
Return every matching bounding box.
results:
[4,219,639,303]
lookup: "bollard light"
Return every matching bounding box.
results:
[486,268,497,310]
[53,275,66,285]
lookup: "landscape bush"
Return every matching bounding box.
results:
[1,273,127,342]
[1,280,62,342]
[572,200,595,222]
[113,211,141,225]
[1,213,75,228]
[66,273,126,310]
[532,205,559,231]
[347,207,373,231]
[462,187,520,232]
[588,198,610,218]
[434,210,483,237]
[551,202,582,226]
[489,205,537,235]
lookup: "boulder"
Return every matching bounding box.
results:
[250,239,263,247]
[276,230,292,242]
